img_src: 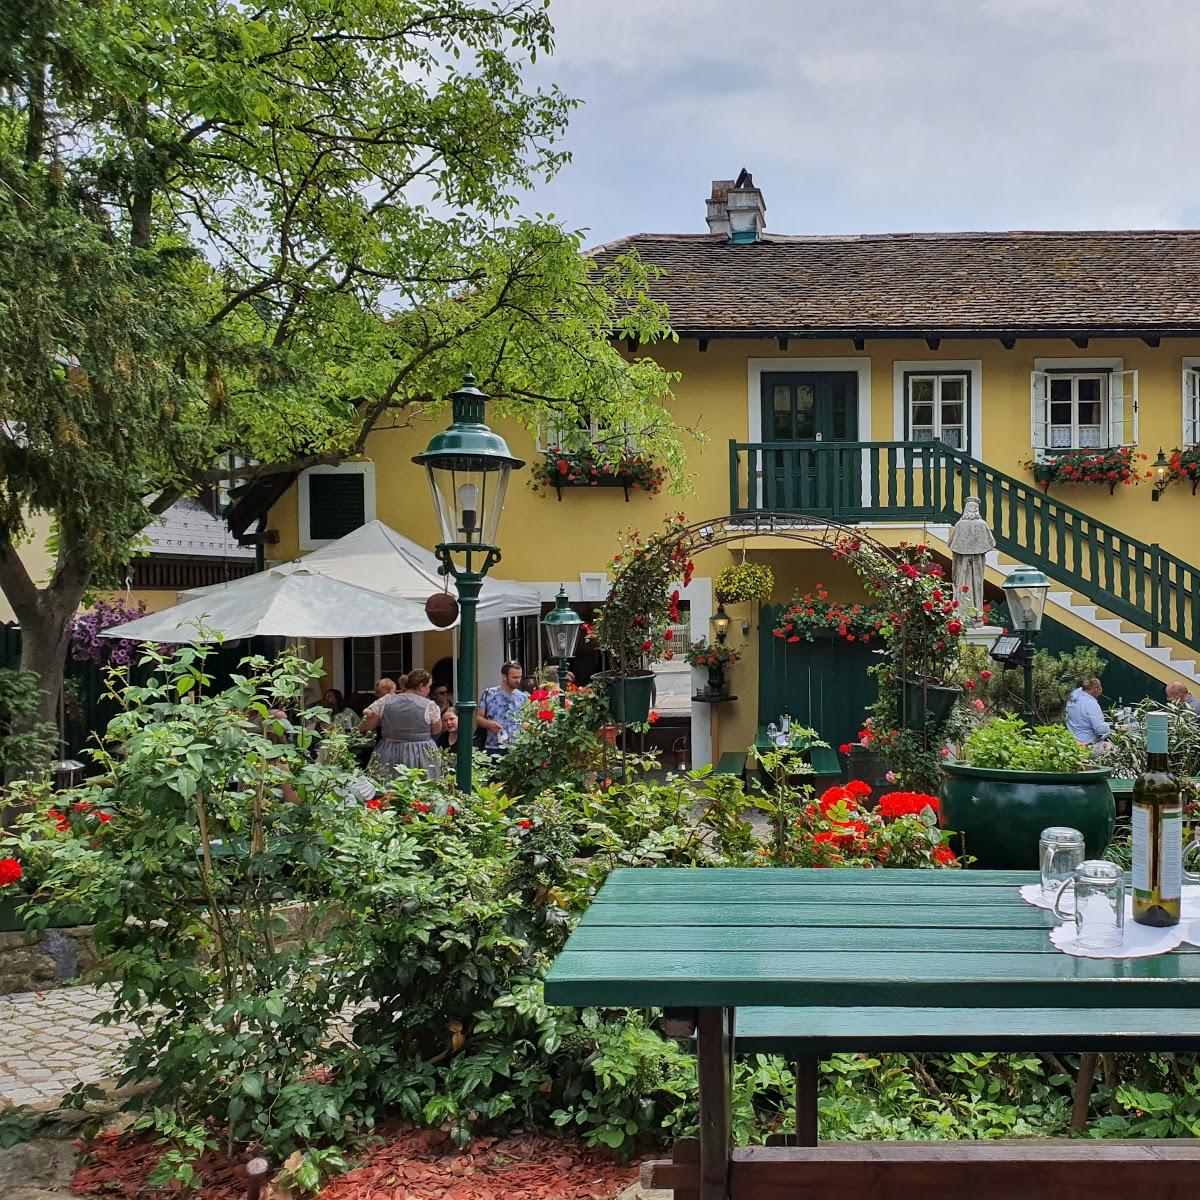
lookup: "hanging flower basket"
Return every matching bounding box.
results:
[714,562,774,605]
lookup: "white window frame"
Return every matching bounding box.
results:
[536,413,635,455]
[891,360,982,458]
[298,461,376,550]
[1183,360,1200,448]
[1030,358,1137,455]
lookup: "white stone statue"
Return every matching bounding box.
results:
[947,496,996,625]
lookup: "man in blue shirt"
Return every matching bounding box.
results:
[1065,677,1111,748]
[476,660,529,752]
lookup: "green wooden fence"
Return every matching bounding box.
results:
[731,440,1200,654]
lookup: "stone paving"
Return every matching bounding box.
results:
[0,986,126,1108]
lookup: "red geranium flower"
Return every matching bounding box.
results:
[648,710,659,724]
[517,818,532,829]
[933,845,958,866]
[365,798,383,810]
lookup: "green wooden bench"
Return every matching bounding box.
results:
[806,745,841,785]
[714,752,748,780]
[731,1004,1200,1145]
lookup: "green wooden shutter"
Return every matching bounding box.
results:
[308,473,366,541]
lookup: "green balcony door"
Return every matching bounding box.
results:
[761,372,860,515]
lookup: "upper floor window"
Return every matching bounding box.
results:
[905,372,968,449]
[298,462,375,550]
[1185,365,1200,448]
[537,413,635,456]
[1031,366,1137,452]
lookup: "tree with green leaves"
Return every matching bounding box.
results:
[0,0,682,724]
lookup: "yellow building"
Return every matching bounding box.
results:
[255,170,1200,765]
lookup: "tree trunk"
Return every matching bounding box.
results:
[16,594,78,730]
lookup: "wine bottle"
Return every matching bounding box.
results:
[1132,711,1182,927]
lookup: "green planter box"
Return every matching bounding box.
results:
[940,761,1115,870]
[0,894,96,933]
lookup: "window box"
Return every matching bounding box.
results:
[1022,446,1144,493]
[530,451,664,501]
[1165,447,1200,495]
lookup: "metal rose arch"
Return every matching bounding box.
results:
[594,511,966,784]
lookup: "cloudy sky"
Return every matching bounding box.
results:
[521,0,1200,244]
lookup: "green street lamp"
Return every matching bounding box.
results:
[414,367,523,790]
[711,602,731,645]
[542,585,585,690]
[1002,567,1050,726]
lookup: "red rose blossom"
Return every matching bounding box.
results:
[0,858,22,887]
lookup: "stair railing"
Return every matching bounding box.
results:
[729,439,1200,654]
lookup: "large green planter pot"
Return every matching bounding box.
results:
[596,671,655,725]
[939,761,1115,870]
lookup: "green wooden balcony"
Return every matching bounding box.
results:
[729,439,1200,654]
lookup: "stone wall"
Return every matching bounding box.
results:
[0,926,100,995]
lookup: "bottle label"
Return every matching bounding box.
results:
[1161,813,1183,901]
[1132,805,1150,893]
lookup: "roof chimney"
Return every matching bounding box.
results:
[725,168,766,244]
[706,177,733,236]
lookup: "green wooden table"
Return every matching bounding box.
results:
[545,867,1200,1199]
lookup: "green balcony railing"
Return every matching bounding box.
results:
[729,439,1200,654]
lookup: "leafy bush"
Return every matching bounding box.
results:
[962,714,1091,772]
[0,668,56,782]
[483,683,611,797]
[1100,698,1200,780]
[958,644,1108,726]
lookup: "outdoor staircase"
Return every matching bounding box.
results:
[729,439,1200,686]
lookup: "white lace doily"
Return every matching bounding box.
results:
[1021,883,1200,917]
[1049,920,1185,959]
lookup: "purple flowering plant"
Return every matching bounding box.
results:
[69,599,164,667]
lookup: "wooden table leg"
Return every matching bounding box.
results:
[1071,1052,1098,1131]
[696,1006,733,1200]
[795,1054,819,1146]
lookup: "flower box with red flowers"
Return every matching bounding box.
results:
[772,588,885,645]
[530,450,665,501]
[1022,446,1143,493]
[1164,446,1200,494]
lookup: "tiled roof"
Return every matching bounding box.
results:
[589,230,1200,337]
[146,499,254,560]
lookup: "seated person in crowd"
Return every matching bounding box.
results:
[1166,681,1200,717]
[1065,677,1111,750]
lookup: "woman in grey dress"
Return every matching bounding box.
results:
[359,669,445,781]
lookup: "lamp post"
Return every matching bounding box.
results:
[542,585,584,690]
[1002,567,1050,727]
[1151,448,1171,501]
[413,368,523,791]
[711,602,731,645]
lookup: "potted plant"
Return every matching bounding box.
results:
[714,561,774,606]
[591,515,695,725]
[939,713,1114,869]
[686,638,741,696]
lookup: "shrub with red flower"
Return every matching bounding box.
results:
[771,783,957,869]
[1023,447,1141,493]
[772,587,885,644]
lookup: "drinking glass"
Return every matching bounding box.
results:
[1040,826,1086,903]
[1053,860,1125,950]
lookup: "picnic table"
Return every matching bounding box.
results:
[544,867,1200,1199]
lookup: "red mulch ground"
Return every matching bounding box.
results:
[72,1125,642,1200]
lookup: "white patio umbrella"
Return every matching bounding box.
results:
[183,520,541,623]
[99,566,436,643]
